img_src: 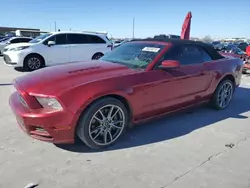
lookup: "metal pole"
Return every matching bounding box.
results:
[54,21,57,32]
[132,17,135,39]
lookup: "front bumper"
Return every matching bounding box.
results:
[3,51,25,67]
[9,92,76,144]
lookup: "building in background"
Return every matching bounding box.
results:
[0,27,41,37]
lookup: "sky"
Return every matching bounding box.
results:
[1,0,250,39]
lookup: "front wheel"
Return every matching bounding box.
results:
[24,55,44,71]
[76,97,129,149]
[211,79,234,110]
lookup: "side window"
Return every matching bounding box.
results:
[43,36,55,45]
[19,38,32,43]
[87,35,106,44]
[55,34,67,45]
[200,49,212,62]
[43,34,66,45]
[162,45,203,65]
[67,34,88,44]
[9,38,20,44]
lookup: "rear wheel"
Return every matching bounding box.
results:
[24,54,44,71]
[77,97,129,149]
[92,53,104,60]
[211,79,234,110]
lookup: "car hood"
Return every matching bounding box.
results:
[5,43,34,49]
[14,60,137,96]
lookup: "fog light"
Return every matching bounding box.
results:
[35,127,46,132]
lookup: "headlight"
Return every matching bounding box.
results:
[10,46,29,51]
[35,97,63,110]
[3,48,8,52]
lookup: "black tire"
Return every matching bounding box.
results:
[24,54,44,71]
[211,79,235,110]
[92,53,104,60]
[76,97,129,149]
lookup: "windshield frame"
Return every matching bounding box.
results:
[100,41,166,70]
[28,33,52,44]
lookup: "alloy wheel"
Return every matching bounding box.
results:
[88,104,125,146]
[217,81,233,108]
[27,57,41,70]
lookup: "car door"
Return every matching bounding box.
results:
[43,34,70,65]
[67,33,89,62]
[136,44,214,118]
[164,45,214,96]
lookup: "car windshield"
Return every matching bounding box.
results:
[100,42,165,69]
[29,33,52,43]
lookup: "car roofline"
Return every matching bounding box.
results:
[128,40,170,45]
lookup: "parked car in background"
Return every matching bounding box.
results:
[0,37,11,42]
[237,42,249,52]
[9,38,243,149]
[206,42,214,47]
[3,31,113,71]
[113,39,130,48]
[212,41,221,46]
[0,37,32,55]
[214,43,245,55]
[113,40,122,48]
[216,44,250,74]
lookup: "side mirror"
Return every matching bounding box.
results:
[159,60,180,70]
[47,41,55,47]
[6,41,10,44]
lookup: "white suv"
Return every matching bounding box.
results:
[3,31,113,71]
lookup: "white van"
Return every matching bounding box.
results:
[3,31,113,71]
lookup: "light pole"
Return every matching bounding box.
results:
[132,17,135,39]
[54,21,57,32]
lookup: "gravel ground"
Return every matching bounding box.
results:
[0,58,250,188]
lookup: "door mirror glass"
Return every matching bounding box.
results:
[159,60,180,70]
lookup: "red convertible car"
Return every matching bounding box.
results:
[9,39,244,149]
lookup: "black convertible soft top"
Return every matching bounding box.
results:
[131,38,225,60]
